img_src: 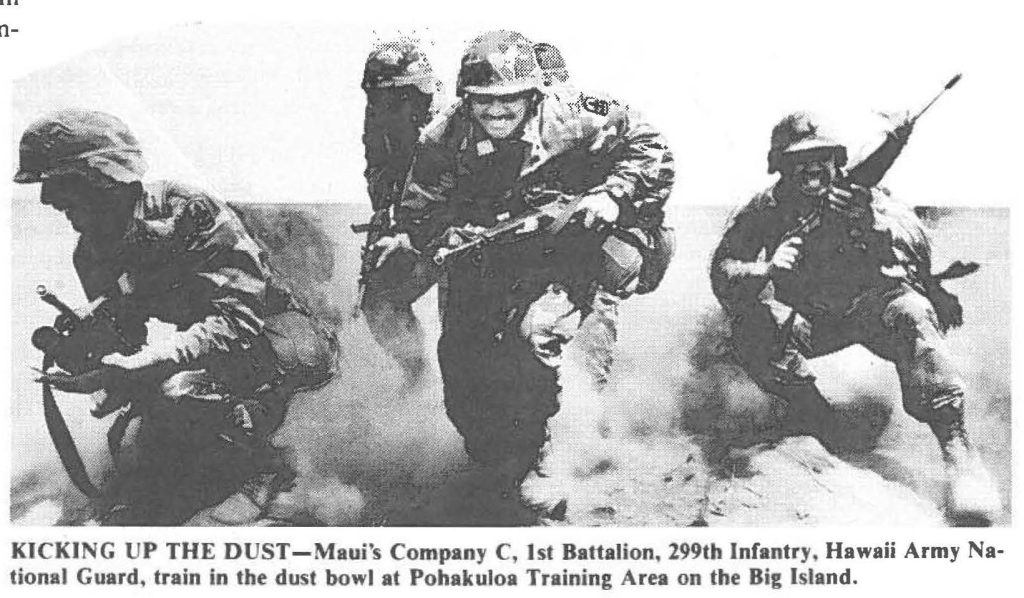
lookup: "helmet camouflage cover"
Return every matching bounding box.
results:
[14,108,147,184]
[767,111,848,174]
[457,30,544,96]
[362,38,440,97]
[534,42,569,86]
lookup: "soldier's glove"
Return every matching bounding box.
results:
[371,233,416,268]
[575,192,620,230]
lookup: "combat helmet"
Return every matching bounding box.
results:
[767,112,848,174]
[14,109,147,184]
[456,30,544,96]
[362,38,439,97]
[534,42,569,86]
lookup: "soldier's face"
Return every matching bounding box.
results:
[40,174,117,234]
[468,92,531,139]
[788,156,838,198]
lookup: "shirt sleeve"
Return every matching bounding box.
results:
[576,96,675,228]
[710,201,773,309]
[163,192,270,365]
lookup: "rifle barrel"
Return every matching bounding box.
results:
[37,286,78,320]
[913,73,962,122]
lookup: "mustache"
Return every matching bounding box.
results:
[480,113,517,121]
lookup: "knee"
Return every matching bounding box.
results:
[518,286,580,368]
[882,291,942,341]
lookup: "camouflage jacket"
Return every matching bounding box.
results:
[73,180,289,365]
[711,181,932,318]
[394,89,675,251]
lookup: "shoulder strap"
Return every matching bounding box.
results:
[41,354,100,499]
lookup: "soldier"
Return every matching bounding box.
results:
[18,109,338,525]
[357,38,444,385]
[394,30,674,509]
[530,40,676,389]
[710,112,1001,524]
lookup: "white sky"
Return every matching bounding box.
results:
[6,1,1023,209]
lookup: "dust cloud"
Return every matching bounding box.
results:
[10,204,1011,526]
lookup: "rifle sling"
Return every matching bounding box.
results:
[41,354,101,499]
[546,194,589,235]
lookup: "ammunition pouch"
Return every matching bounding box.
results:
[598,225,675,297]
[263,309,340,392]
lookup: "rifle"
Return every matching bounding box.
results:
[431,191,590,267]
[848,73,962,189]
[349,208,392,317]
[780,73,964,247]
[773,74,964,355]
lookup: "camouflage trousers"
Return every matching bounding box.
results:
[439,278,594,485]
[102,371,289,525]
[730,283,966,426]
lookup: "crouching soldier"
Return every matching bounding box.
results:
[394,30,674,512]
[19,109,339,525]
[710,112,1001,524]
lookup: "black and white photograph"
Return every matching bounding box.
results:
[3,25,1021,598]
[5,2,1022,595]
[7,4,1016,536]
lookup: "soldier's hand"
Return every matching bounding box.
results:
[439,225,485,248]
[371,233,414,268]
[102,348,169,371]
[35,366,116,394]
[576,192,620,229]
[770,237,802,274]
[827,186,868,219]
[888,109,914,142]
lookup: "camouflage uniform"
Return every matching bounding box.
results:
[359,39,444,380]
[397,31,674,485]
[17,109,337,524]
[711,112,1000,522]
[712,184,959,422]
[532,41,622,389]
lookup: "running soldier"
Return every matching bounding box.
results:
[356,38,444,385]
[19,109,338,525]
[710,112,1001,524]
[530,40,676,388]
[395,30,674,507]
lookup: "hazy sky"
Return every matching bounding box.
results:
[10,6,1022,212]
